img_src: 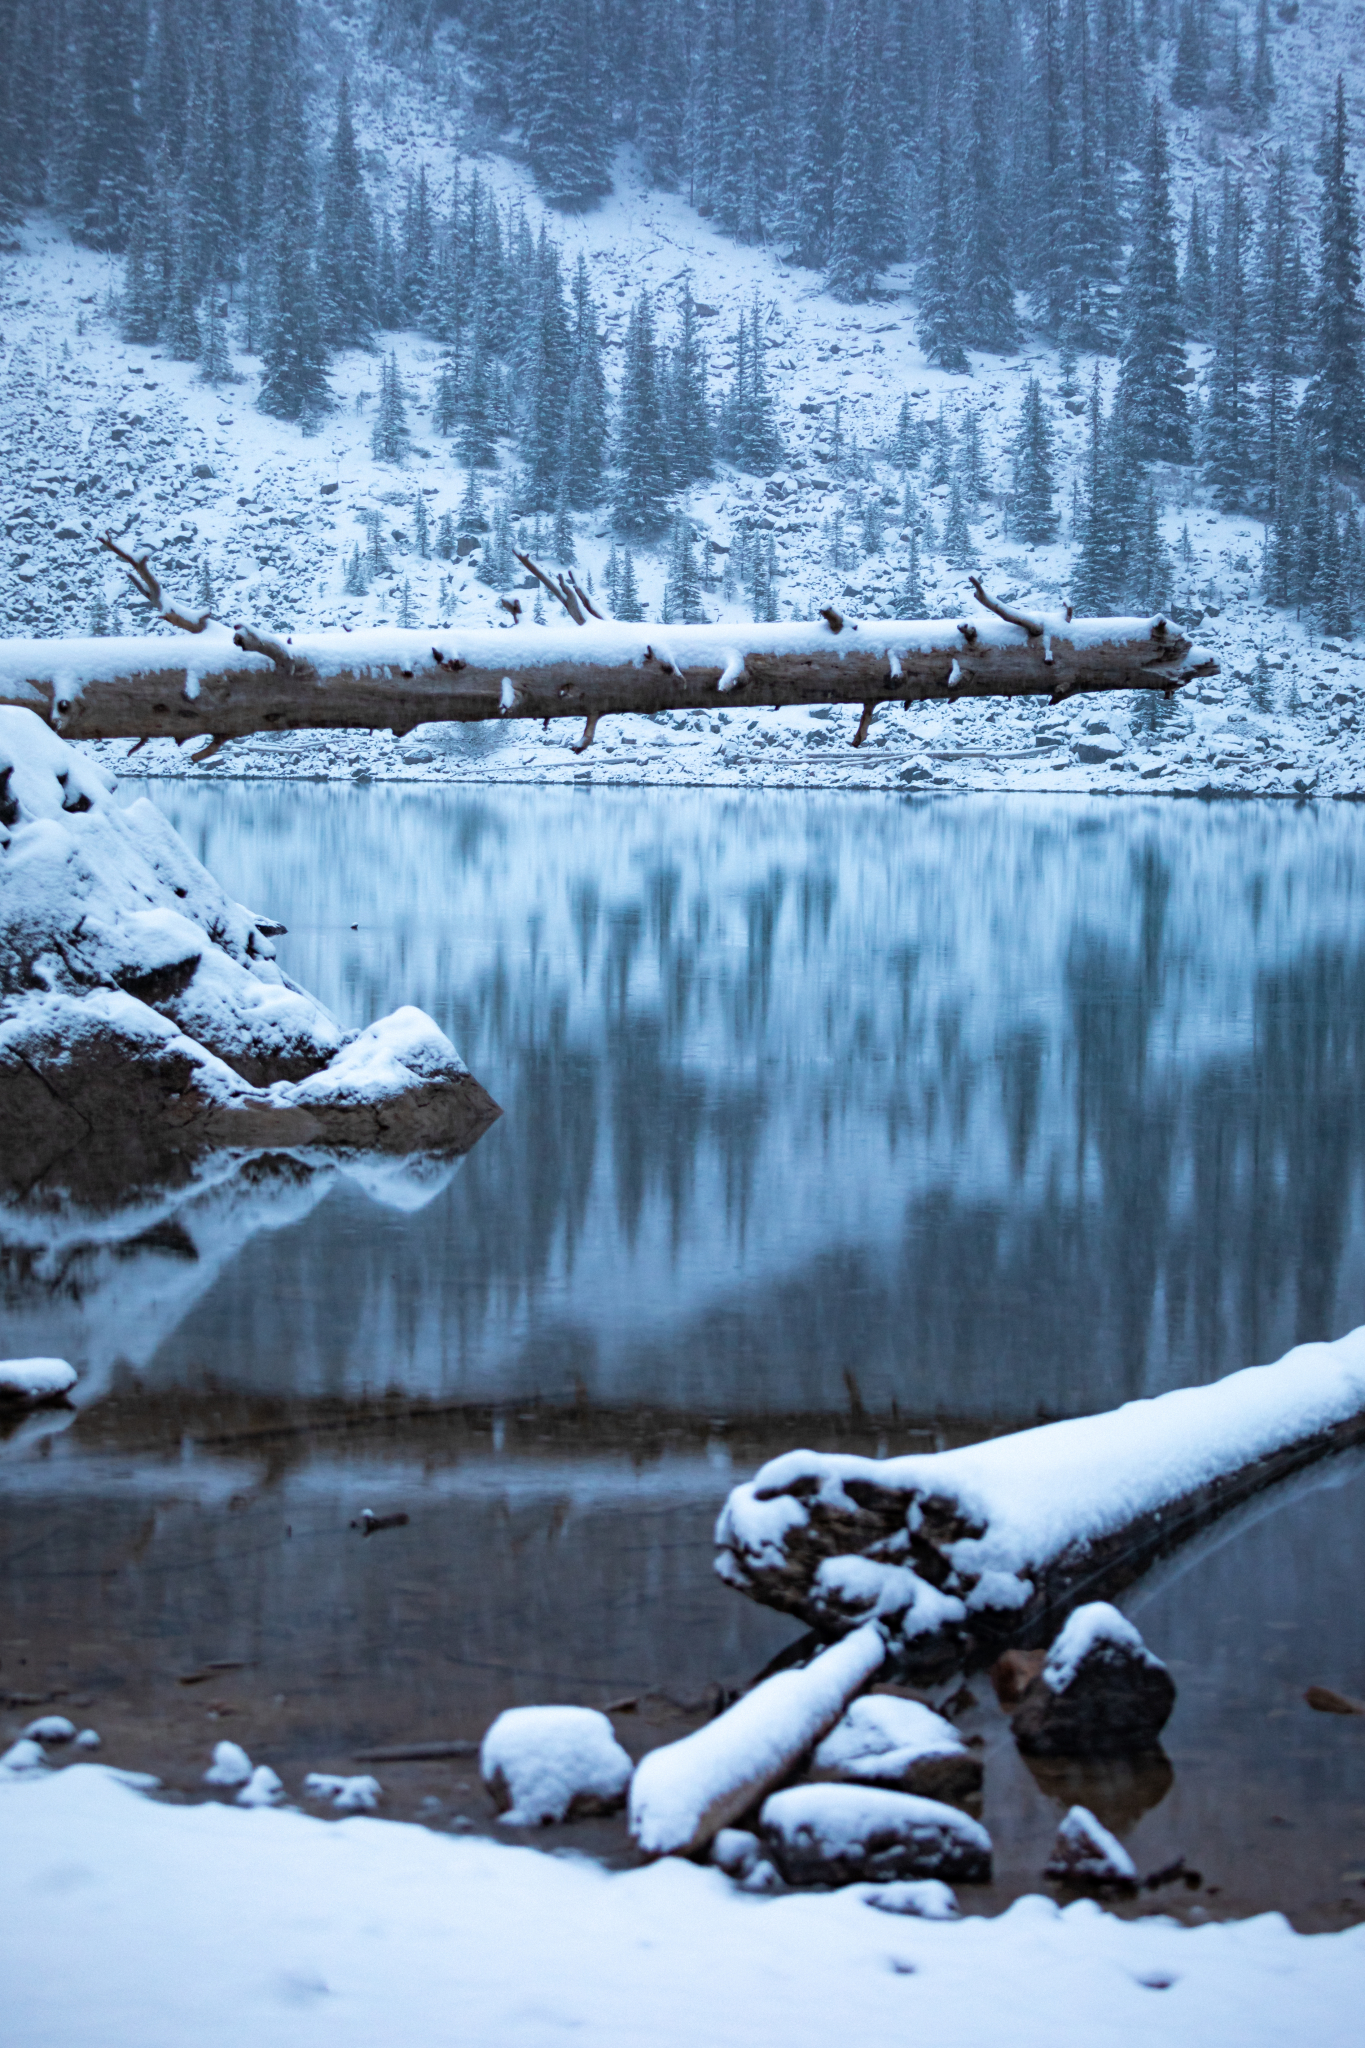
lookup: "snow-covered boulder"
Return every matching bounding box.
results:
[0,1357,76,1403]
[1044,1805,1138,1887]
[236,1766,284,1809]
[758,1784,992,1888]
[861,1878,960,1919]
[203,1741,253,1789]
[303,1773,382,1813]
[1011,1604,1175,1759]
[480,1706,633,1826]
[811,1694,981,1801]
[21,1716,76,1744]
[0,708,499,1202]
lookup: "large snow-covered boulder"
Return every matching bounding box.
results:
[758,1784,992,1888]
[811,1694,982,1801]
[0,1357,77,1403]
[0,709,499,1200]
[1010,1604,1175,1759]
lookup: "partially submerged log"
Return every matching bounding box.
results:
[0,596,1215,754]
[628,1623,886,1857]
[714,1333,1365,1677]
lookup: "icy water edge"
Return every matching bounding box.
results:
[3,783,1364,1929]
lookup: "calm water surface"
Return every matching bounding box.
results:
[3,785,1364,1926]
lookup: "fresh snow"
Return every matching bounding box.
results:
[758,1783,993,1884]
[202,1741,253,1789]
[479,1706,633,1827]
[812,1696,970,1780]
[863,1879,961,1921]
[629,1623,886,1857]
[303,1774,383,1813]
[6,1767,1364,2048]
[1046,1807,1140,1888]
[1043,1604,1168,1693]
[0,1357,76,1401]
[21,1715,76,1744]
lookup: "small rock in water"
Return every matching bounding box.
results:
[0,1738,48,1775]
[989,1649,1046,1707]
[0,1357,77,1403]
[1305,1685,1365,1717]
[236,1765,284,1807]
[74,1729,101,1750]
[710,1828,763,1880]
[1011,1604,1175,1759]
[303,1772,382,1811]
[1045,1804,1138,1887]
[480,1705,633,1826]
[862,1878,960,1920]
[759,1784,992,1888]
[203,1740,254,1788]
[812,1695,982,1801]
[22,1715,76,1744]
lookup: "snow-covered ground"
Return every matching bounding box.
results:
[1,1766,1361,2048]
[1,8,1360,802]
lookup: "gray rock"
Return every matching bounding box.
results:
[1011,1602,1174,1759]
[811,1694,982,1802]
[1075,736,1124,764]
[1044,1804,1137,1887]
[759,1784,991,1888]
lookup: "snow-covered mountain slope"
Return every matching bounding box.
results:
[0,4,1361,799]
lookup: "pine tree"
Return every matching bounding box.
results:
[605,539,621,612]
[1030,0,1072,333]
[893,396,919,473]
[436,511,456,561]
[615,548,645,621]
[320,77,377,349]
[564,254,609,507]
[918,118,969,373]
[1182,189,1215,336]
[1204,174,1255,508]
[1255,148,1307,493]
[664,517,704,621]
[638,0,684,191]
[666,278,713,486]
[722,296,781,473]
[943,477,972,566]
[371,353,410,462]
[1171,0,1209,110]
[413,491,431,559]
[786,0,838,269]
[614,291,670,535]
[67,0,146,248]
[899,525,926,615]
[164,256,201,361]
[1305,75,1365,474]
[458,328,497,468]
[1250,0,1276,123]
[458,468,489,533]
[956,410,988,501]
[121,218,161,344]
[257,88,332,426]
[1012,377,1059,543]
[518,232,573,503]
[396,578,417,629]
[1118,101,1190,463]
[198,283,233,384]
[344,543,369,596]
[958,0,1017,352]
[400,166,437,329]
[860,490,884,556]
[433,357,459,436]
[520,0,614,210]
[552,491,575,564]
[825,0,887,303]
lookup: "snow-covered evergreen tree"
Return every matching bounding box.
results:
[1118,100,1190,463]
[320,78,377,350]
[1305,74,1365,474]
[614,291,670,536]
[371,353,410,463]
[1012,378,1058,543]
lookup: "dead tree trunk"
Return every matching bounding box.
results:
[0,578,1213,755]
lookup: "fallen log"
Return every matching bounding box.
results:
[714,1331,1365,1678]
[0,599,1214,752]
[628,1623,886,1858]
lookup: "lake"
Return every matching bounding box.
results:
[3,784,1364,1927]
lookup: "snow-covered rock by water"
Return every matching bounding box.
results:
[479,1706,633,1826]
[1045,1806,1139,1889]
[5,1767,1363,2048]
[0,1739,47,1776]
[0,1356,76,1401]
[759,1784,993,1888]
[1011,1605,1176,1759]
[629,1623,886,1857]
[862,1878,961,1920]
[202,1741,253,1789]
[812,1693,982,1801]
[0,707,498,1202]
[303,1774,383,1813]
[235,1765,284,1809]
[716,1329,1365,1658]
[21,1714,75,1744]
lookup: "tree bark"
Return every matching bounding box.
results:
[0,611,1214,747]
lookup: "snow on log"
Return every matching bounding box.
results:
[0,603,1215,749]
[628,1622,886,1859]
[714,1332,1365,1673]
[0,708,500,1203]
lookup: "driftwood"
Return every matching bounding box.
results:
[0,554,1215,753]
[714,1335,1365,1679]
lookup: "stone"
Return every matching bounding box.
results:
[1011,1603,1175,1759]
[1044,1804,1137,1887]
[862,1878,959,1919]
[480,1705,633,1826]
[811,1694,982,1802]
[758,1784,991,1888]
[989,1649,1046,1708]
[1075,736,1124,764]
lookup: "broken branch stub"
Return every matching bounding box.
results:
[4,604,1215,745]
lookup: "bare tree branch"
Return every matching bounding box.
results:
[969,576,1045,638]
[98,533,210,635]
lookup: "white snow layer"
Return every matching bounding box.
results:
[1043,1603,1167,1692]
[0,1357,77,1400]
[303,1774,383,1813]
[479,1706,633,1826]
[717,1330,1365,1636]
[202,1742,253,1789]
[0,706,468,1122]
[6,1766,1360,2048]
[1046,1806,1139,1886]
[812,1695,969,1777]
[629,1623,886,1856]
[759,1783,992,1872]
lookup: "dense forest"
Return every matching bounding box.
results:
[1,0,1363,628]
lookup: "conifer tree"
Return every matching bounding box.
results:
[666,279,713,486]
[787,0,838,268]
[518,233,573,503]
[958,0,1017,352]
[722,296,782,472]
[665,517,704,622]
[1255,148,1307,490]
[1118,101,1190,463]
[615,548,645,621]
[1171,0,1209,109]
[638,0,684,190]
[1182,189,1215,336]
[860,490,884,556]
[520,0,613,209]
[371,353,410,462]
[1211,178,1252,509]
[164,255,202,361]
[899,526,926,615]
[433,358,459,437]
[198,284,233,384]
[1250,0,1276,123]
[944,477,972,566]
[320,78,377,349]
[1012,377,1059,543]
[825,0,886,302]
[458,468,488,534]
[121,219,161,344]
[436,511,456,562]
[552,492,575,564]
[614,291,670,535]
[257,87,331,426]
[1305,75,1365,474]
[956,410,987,501]
[918,119,969,372]
[458,329,497,468]
[413,491,431,559]
[564,254,609,507]
[67,0,146,248]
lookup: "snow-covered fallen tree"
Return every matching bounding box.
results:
[0,708,499,1204]
[0,566,1214,760]
[714,1331,1365,1673]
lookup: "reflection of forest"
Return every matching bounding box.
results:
[11,787,1365,1423]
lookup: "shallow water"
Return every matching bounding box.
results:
[3,785,1365,1926]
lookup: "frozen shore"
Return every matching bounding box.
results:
[3,1765,1362,2048]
